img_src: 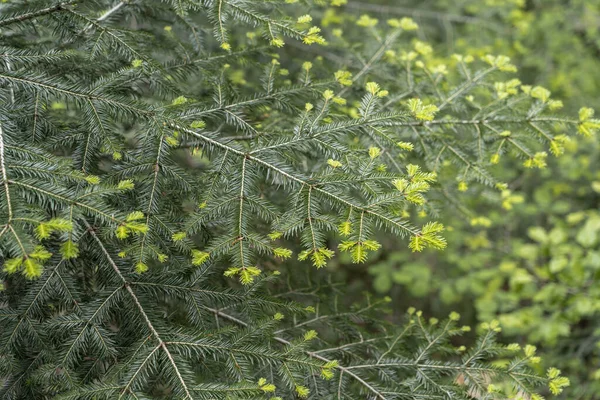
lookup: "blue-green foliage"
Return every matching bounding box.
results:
[0,0,589,399]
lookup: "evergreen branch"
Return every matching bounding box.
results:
[237,157,247,267]
[0,122,12,222]
[0,2,575,398]
[96,1,127,23]
[164,47,269,70]
[0,73,151,115]
[84,219,194,400]
[2,261,62,352]
[175,124,420,236]
[61,286,122,365]
[137,126,166,266]
[206,307,388,400]
[275,300,383,333]
[249,112,408,154]
[67,7,145,61]
[0,1,75,27]
[437,67,497,111]
[222,0,305,40]
[9,180,118,222]
[339,29,402,97]
[183,81,332,117]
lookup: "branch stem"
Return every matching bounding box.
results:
[206,307,387,400]
[84,220,193,400]
[0,1,75,27]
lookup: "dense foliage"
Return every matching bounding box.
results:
[354,1,600,399]
[0,0,594,399]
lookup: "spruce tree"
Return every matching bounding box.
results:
[0,1,586,399]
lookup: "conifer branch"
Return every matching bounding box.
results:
[0,1,76,27]
[0,122,12,222]
[175,124,420,236]
[0,73,150,115]
[96,1,127,23]
[83,219,194,400]
[205,306,388,400]
[339,30,402,97]
[438,67,497,110]
[0,2,577,398]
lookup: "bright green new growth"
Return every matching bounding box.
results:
[0,0,587,399]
